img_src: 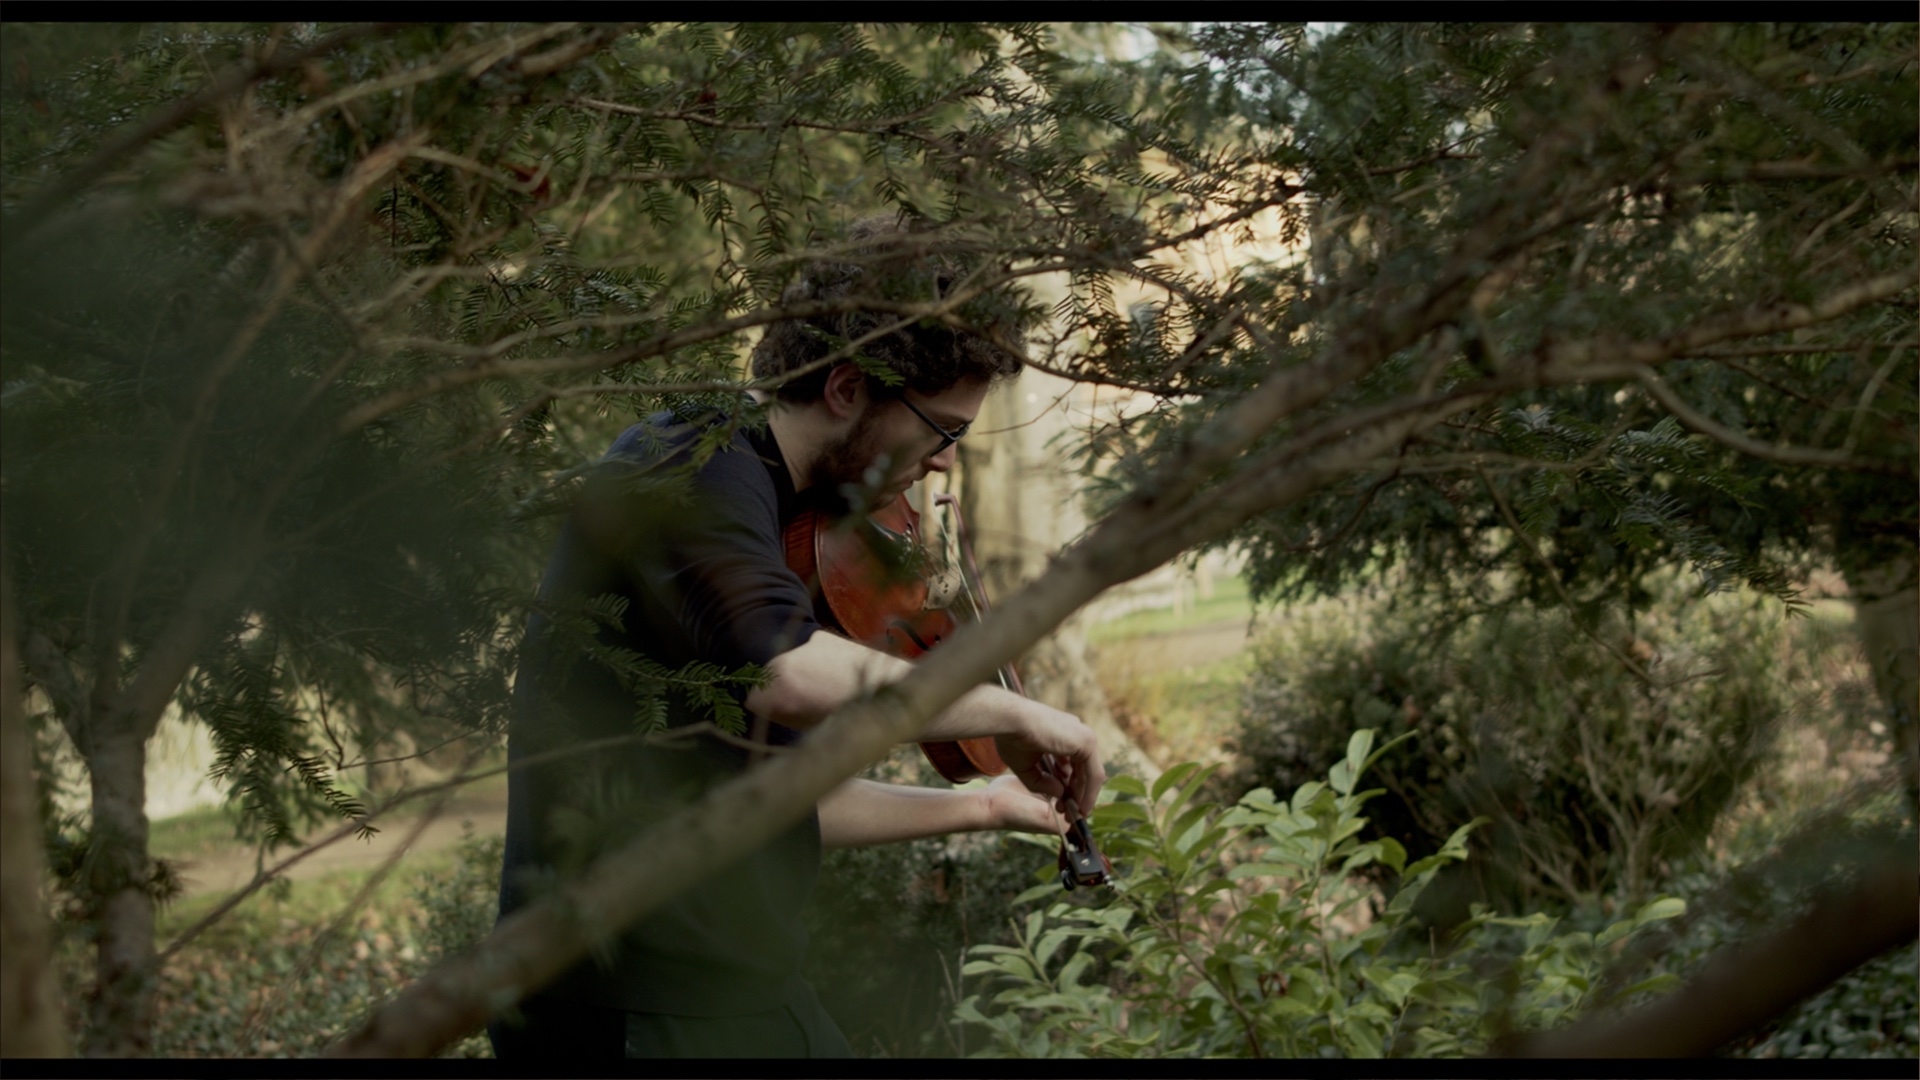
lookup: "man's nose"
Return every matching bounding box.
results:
[925,441,959,472]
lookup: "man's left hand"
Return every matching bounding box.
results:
[980,773,1067,836]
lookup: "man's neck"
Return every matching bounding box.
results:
[763,400,822,494]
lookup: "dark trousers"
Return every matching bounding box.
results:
[488,983,854,1059]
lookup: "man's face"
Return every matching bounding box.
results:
[812,376,990,507]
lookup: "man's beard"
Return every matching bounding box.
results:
[809,406,899,514]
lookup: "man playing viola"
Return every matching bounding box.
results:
[491,215,1105,1059]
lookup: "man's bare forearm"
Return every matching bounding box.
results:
[816,778,989,848]
[746,631,1030,741]
[748,630,1106,812]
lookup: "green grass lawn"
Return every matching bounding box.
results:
[1086,573,1255,642]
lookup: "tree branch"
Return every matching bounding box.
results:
[21,630,90,755]
[1538,267,1917,378]
[156,721,769,966]
[1,23,402,249]
[1502,859,1919,1058]
[1633,368,1912,475]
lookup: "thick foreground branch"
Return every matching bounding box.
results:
[1504,860,1919,1057]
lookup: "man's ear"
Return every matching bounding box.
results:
[820,361,867,420]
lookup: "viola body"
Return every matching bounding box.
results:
[782,492,1008,782]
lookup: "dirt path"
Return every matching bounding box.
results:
[174,619,1254,899]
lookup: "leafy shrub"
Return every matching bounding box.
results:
[402,831,504,1058]
[99,838,504,1058]
[955,733,1686,1058]
[1223,589,1791,909]
[409,830,505,967]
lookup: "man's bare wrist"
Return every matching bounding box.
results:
[971,783,999,833]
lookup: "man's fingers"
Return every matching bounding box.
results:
[1017,762,1064,798]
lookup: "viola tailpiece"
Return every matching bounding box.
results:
[1058,814,1112,890]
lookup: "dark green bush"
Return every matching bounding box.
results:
[409,830,505,968]
[1222,588,1791,910]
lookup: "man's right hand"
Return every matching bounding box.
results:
[993,699,1105,817]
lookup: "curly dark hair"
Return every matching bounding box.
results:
[749,214,1025,403]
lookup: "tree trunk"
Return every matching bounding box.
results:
[1,544,70,1058]
[957,377,1160,783]
[81,725,155,1057]
[1842,555,1919,814]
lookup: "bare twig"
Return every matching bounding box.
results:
[1842,347,1912,456]
[237,775,465,1055]
[1476,466,1660,688]
[154,720,769,966]
[1633,369,1911,475]
[2,23,401,248]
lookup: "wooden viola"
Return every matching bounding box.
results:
[783,490,1111,890]
[783,491,1008,781]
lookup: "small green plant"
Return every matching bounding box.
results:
[955,731,1685,1058]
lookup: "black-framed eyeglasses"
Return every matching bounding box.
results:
[898,395,971,455]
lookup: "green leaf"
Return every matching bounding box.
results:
[1162,762,1221,827]
[1359,730,1417,775]
[1037,929,1082,973]
[1634,896,1686,924]
[1166,802,1215,850]
[1151,761,1200,803]
[1289,781,1326,816]
[1344,728,1376,779]
[1401,851,1463,880]
[1013,881,1061,905]
[1595,919,1636,949]
[1058,951,1094,989]
[1374,836,1407,874]
[1328,758,1356,795]
[1228,857,1311,880]
[1617,973,1681,998]
[1339,1017,1385,1058]
[1270,995,1319,1019]
[1091,801,1150,826]
[1440,816,1488,854]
